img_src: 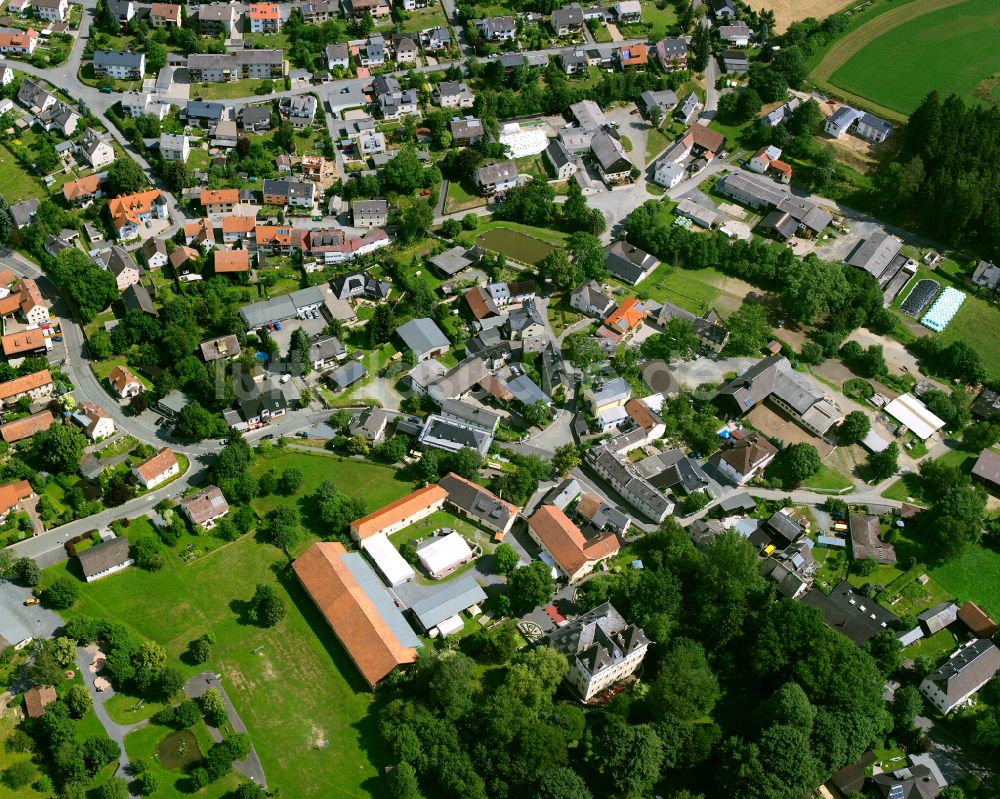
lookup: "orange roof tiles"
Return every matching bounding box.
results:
[624,398,659,432]
[214,249,250,273]
[350,485,448,541]
[958,602,998,637]
[169,245,199,269]
[770,159,793,177]
[134,447,177,481]
[0,479,33,515]
[254,224,294,247]
[200,188,239,206]
[221,215,256,234]
[618,43,648,66]
[292,542,418,688]
[604,298,646,333]
[150,2,180,19]
[0,29,37,51]
[1,328,45,356]
[108,365,140,394]
[688,124,725,154]
[63,173,101,203]
[0,270,15,288]
[0,410,54,442]
[248,3,280,19]
[528,505,619,577]
[463,286,492,320]
[0,370,52,401]
[107,190,160,232]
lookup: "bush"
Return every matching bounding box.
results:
[42,576,79,609]
[854,557,878,577]
[2,760,34,790]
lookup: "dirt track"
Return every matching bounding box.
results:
[812,0,969,80]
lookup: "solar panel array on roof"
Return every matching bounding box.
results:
[900,279,940,317]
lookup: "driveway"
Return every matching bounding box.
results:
[184,672,268,789]
[0,580,61,651]
[74,644,145,796]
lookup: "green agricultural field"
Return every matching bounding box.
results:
[618,263,724,315]
[828,0,1000,114]
[251,450,417,521]
[49,504,406,798]
[931,543,1000,619]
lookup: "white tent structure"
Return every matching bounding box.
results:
[884,393,946,441]
[417,532,474,579]
[434,614,465,638]
[499,123,550,157]
[363,534,416,586]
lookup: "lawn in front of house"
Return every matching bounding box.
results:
[0,143,46,200]
[49,512,399,799]
[195,78,278,100]
[444,179,487,214]
[90,359,155,392]
[644,125,671,164]
[546,294,587,338]
[612,261,724,316]
[397,1,450,34]
[800,464,854,492]
[250,449,417,522]
[881,448,976,503]
[931,542,1000,620]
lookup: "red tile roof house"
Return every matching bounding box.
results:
[293,541,419,689]
[181,485,229,529]
[132,447,179,489]
[108,365,142,398]
[526,504,620,584]
[0,478,34,520]
[349,485,447,544]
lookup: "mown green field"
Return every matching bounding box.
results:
[828,0,1000,113]
[931,543,1000,620]
[46,453,421,799]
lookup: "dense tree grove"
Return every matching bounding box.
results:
[876,93,1000,259]
[623,202,885,336]
[381,524,890,799]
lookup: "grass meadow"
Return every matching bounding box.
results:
[42,452,420,799]
[828,0,1000,113]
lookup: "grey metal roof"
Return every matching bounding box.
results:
[340,552,421,647]
[396,317,449,357]
[77,537,131,579]
[506,373,551,406]
[329,360,367,389]
[409,576,487,631]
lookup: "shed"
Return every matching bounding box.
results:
[362,533,416,587]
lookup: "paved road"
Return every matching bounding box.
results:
[185,671,268,789]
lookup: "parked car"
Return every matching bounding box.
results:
[23,598,39,606]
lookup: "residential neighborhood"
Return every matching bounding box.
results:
[0,0,995,798]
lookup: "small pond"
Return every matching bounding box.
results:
[157,729,203,770]
[476,228,557,266]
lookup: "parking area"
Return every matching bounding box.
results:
[0,580,62,653]
[267,314,329,353]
